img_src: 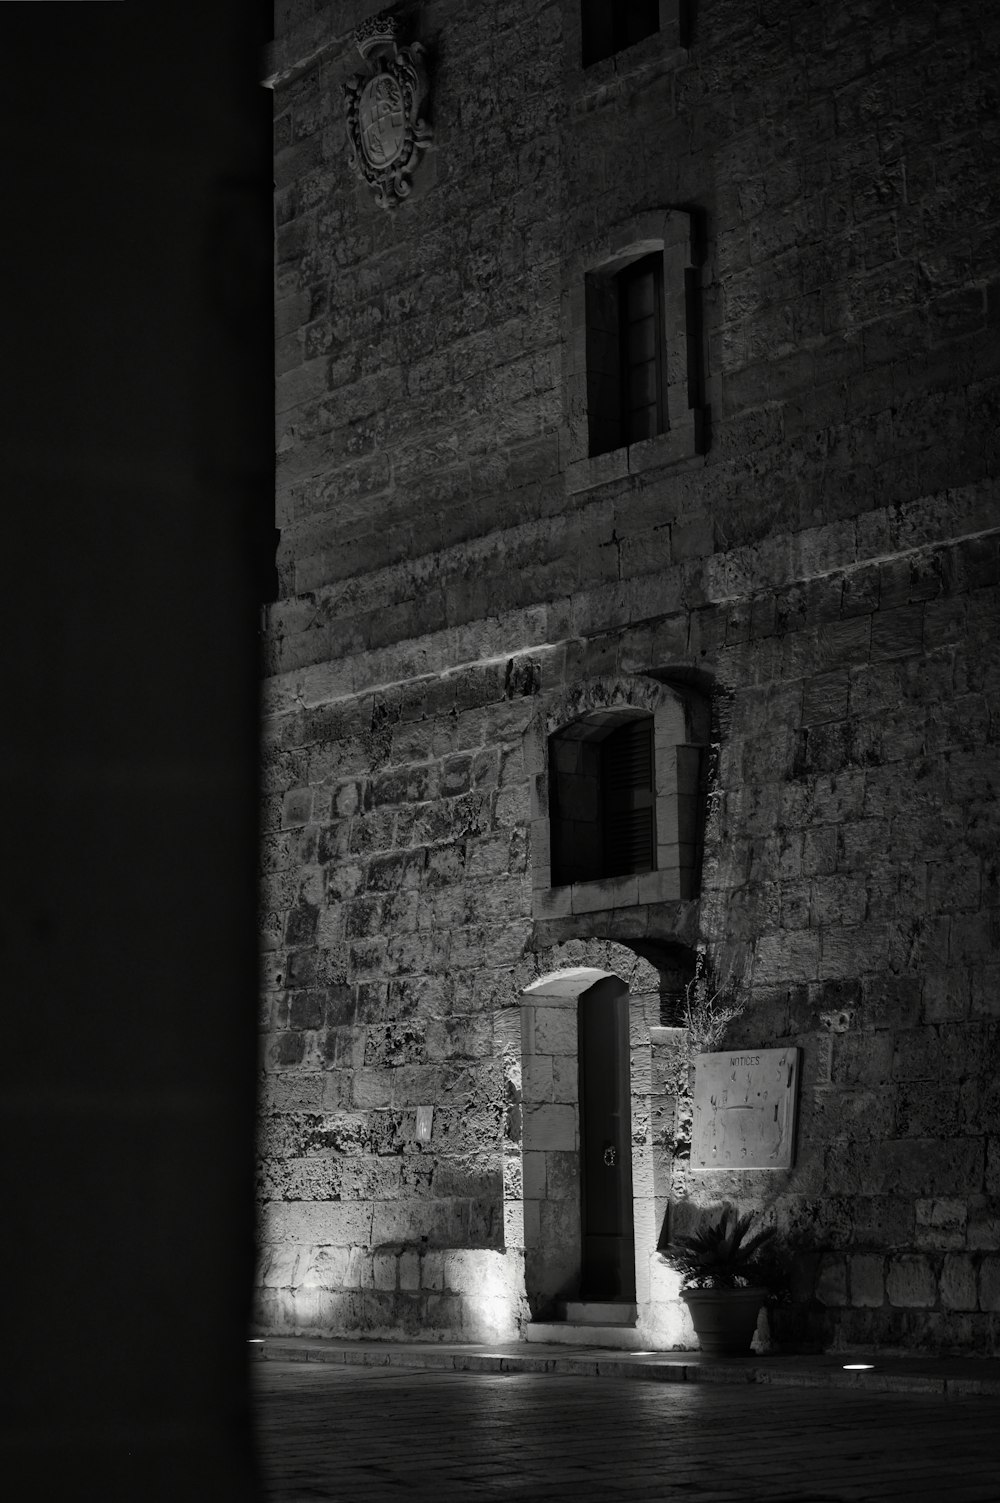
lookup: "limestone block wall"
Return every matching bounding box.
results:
[258,0,1000,1353]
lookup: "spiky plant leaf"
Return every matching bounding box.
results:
[661,1204,780,1291]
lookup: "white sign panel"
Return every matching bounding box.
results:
[690,1048,800,1170]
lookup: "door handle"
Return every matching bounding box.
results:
[603,1142,617,1167]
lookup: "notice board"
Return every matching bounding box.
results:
[690,1047,800,1170]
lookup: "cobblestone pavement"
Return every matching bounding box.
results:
[253,1360,1000,1502]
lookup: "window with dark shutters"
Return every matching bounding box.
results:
[619,254,666,448]
[549,713,657,886]
[586,253,667,458]
[601,718,656,876]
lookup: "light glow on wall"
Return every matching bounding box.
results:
[463,1251,524,1344]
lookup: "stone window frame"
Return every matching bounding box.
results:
[562,2,690,84]
[527,674,708,921]
[563,209,706,496]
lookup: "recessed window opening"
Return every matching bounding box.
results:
[586,253,667,458]
[581,0,660,68]
[549,712,656,887]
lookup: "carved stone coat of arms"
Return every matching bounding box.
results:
[344,14,433,209]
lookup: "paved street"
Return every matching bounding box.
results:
[253,1360,1000,1502]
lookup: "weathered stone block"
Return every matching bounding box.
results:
[969,963,1000,1020]
[816,1253,848,1306]
[915,1198,968,1250]
[849,1254,885,1308]
[965,1198,1000,1252]
[399,1250,420,1292]
[263,1200,374,1247]
[533,1006,577,1056]
[545,1150,579,1200]
[523,1103,576,1152]
[801,1086,893,1141]
[818,923,891,980]
[870,604,925,661]
[831,1032,894,1086]
[752,930,821,985]
[372,1251,397,1291]
[940,1254,978,1312]
[550,1054,579,1104]
[979,1255,1000,1312]
[825,1138,984,1198]
[886,1254,937,1308]
[893,1024,975,1081]
[351,1069,394,1109]
[851,1197,915,1249]
[521,1055,554,1102]
[894,1081,961,1139]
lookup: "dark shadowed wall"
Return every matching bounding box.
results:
[1,2,271,1495]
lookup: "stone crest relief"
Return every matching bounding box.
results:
[344,14,433,209]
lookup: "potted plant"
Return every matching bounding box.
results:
[659,1204,779,1356]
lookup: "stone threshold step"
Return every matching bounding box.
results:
[526,1321,647,1349]
[560,1300,637,1326]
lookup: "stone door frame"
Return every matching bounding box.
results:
[512,961,661,1320]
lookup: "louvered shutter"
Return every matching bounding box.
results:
[619,253,665,447]
[601,718,655,876]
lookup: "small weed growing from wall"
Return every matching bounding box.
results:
[665,953,747,1162]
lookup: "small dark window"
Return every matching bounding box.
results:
[581,0,660,68]
[586,253,666,457]
[549,715,656,886]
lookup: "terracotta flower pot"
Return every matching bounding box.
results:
[682,1287,765,1356]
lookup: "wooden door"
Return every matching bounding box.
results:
[578,978,636,1301]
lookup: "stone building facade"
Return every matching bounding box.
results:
[257,0,1000,1354]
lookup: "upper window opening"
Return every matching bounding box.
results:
[581,0,660,68]
[586,253,666,458]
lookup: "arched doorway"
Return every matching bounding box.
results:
[511,943,700,1347]
[517,965,642,1322]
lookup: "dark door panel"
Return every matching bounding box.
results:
[578,978,636,1301]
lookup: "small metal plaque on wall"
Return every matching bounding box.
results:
[690,1048,800,1170]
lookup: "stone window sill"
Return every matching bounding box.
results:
[566,429,705,496]
[531,866,685,921]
